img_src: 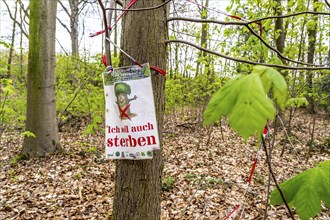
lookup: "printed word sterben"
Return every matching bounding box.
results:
[107,135,156,147]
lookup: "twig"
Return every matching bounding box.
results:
[277,115,294,157]
[166,39,330,70]
[325,0,330,8]
[261,136,295,220]
[179,181,201,219]
[264,118,278,220]
[57,73,94,126]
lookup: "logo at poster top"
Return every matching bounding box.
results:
[114,82,137,120]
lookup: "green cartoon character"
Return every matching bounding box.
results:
[114,82,137,120]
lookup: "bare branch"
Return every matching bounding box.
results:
[168,16,246,26]
[58,0,71,17]
[166,39,330,70]
[3,0,29,39]
[115,0,123,7]
[17,0,29,18]
[247,11,330,24]
[168,17,329,67]
[56,17,71,34]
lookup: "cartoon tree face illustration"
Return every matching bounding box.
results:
[114,82,137,120]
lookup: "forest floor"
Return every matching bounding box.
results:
[0,109,329,220]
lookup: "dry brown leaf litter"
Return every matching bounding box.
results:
[0,109,329,220]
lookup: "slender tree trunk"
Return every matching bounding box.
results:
[69,0,79,58]
[19,5,25,81]
[112,1,167,219]
[274,0,285,63]
[21,0,60,159]
[274,0,288,126]
[6,0,18,78]
[195,0,209,77]
[306,0,318,114]
[113,2,118,57]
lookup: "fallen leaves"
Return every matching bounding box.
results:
[0,109,329,219]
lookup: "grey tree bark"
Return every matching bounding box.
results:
[195,0,209,77]
[57,0,88,57]
[21,0,60,159]
[306,0,318,114]
[112,0,167,219]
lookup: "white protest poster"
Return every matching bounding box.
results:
[103,63,160,159]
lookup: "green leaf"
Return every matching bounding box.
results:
[253,65,287,109]
[93,115,102,123]
[269,56,284,65]
[270,160,330,220]
[0,40,11,48]
[204,75,243,125]
[286,97,309,108]
[204,73,275,140]
[228,74,275,139]
[168,35,177,40]
[20,131,36,138]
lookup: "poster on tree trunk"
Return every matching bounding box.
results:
[102,63,160,159]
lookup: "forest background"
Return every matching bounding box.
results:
[0,0,330,219]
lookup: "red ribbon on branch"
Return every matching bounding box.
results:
[90,0,138,38]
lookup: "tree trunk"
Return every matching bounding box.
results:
[195,0,209,77]
[69,0,79,58]
[274,0,287,126]
[306,0,318,114]
[112,0,167,219]
[21,0,60,159]
[274,0,285,62]
[5,0,18,78]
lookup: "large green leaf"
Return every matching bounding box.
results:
[204,75,243,125]
[270,160,330,220]
[204,73,276,140]
[253,65,287,109]
[228,74,275,139]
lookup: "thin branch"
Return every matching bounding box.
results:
[167,17,329,67]
[325,0,330,8]
[115,0,123,7]
[168,16,245,25]
[55,38,69,56]
[104,0,172,11]
[17,0,29,18]
[245,25,327,67]
[248,11,330,24]
[58,0,71,17]
[261,136,295,220]
[166,39,330,70]
[57,72,94,126]
[56,17,71,34]
[98,0,111,66]
[3,0,29,39]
